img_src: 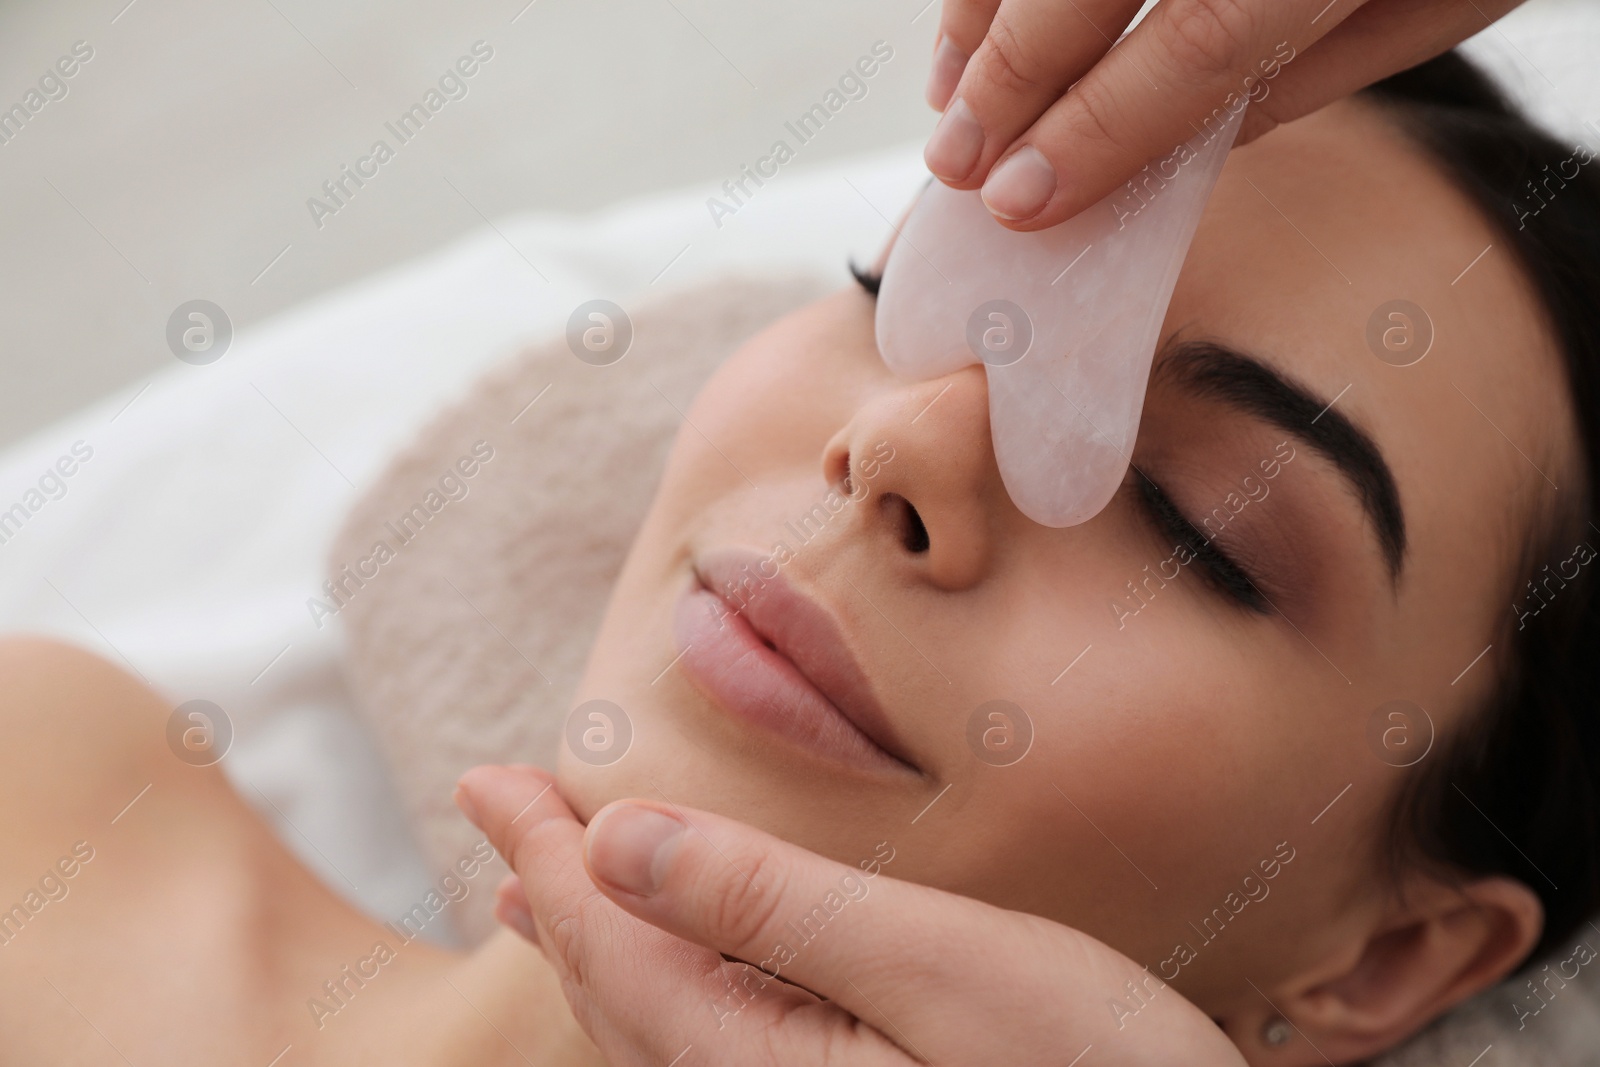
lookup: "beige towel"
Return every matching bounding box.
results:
[331,273,1599,1063]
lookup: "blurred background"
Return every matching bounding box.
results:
[0,0,940,448]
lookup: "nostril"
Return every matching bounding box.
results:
[880,492,930,554]
[826,443,854,499]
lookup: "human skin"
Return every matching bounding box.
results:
[0,97,1565,1065]
[0,639,602,1067]
[922,0,1526,228]
[557,94,1564,1057]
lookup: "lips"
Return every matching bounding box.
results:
[671,547,918,776]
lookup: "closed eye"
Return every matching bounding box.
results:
[1134,474,1269,614]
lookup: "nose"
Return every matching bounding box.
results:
[821,364,1002,590]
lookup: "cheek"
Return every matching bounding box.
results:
[910,539,1354,955]
[562,295,883,797]
[655,294,883,521]
[695,306,875,465]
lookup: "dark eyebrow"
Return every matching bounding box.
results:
[1156,339,1407,581]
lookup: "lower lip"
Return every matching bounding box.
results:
[671,581,904,774]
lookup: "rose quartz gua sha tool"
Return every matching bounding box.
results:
[875,105,1245,526]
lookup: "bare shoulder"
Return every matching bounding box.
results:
[0,635,185,839]
[0,637,340,1061]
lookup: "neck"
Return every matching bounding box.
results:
[438,928,608,1066]
[316,927,605,1067]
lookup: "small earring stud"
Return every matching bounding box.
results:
[1262,1016,1292,1047]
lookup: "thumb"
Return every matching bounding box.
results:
[581,798,978,1039]
[582,799,1244,1066]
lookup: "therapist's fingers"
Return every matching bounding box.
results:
[583,800,1245,1065]
[581,797,1087,1053]
[493,872,540,945]
[456,766,889,1066]
[927,0,1144,182]
[457,765,723,1058]
[924,0,999,110]
[1213,0,1526,143]
[454,763,575,875]
[466,776,1238,1065]
[455,763,649,981]
[975,0,1333,227]
[451,764,595,972]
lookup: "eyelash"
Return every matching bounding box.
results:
[850,262,882,296]
[1134,475,1270,614]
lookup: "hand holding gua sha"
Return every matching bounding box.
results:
[875,104,1246,527]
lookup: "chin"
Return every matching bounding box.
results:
[554,755,629,825]
[551,703,708,828]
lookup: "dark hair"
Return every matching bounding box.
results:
[1363,51,1600,963]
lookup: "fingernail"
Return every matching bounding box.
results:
[981,145,1057,220]
[453,782,481,827]
[924,98,984,182]
[585,803,685,897]
[925,37,968,111]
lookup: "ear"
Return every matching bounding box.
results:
[1254,876,1542,1064]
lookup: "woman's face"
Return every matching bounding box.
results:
[560,98,1572,1013]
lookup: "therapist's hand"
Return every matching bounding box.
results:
[455,763,1246,1067]
[925,0,1526,228]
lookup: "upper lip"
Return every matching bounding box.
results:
[693,548,920,774]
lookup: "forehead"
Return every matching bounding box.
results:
[1164,98,1574,658]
